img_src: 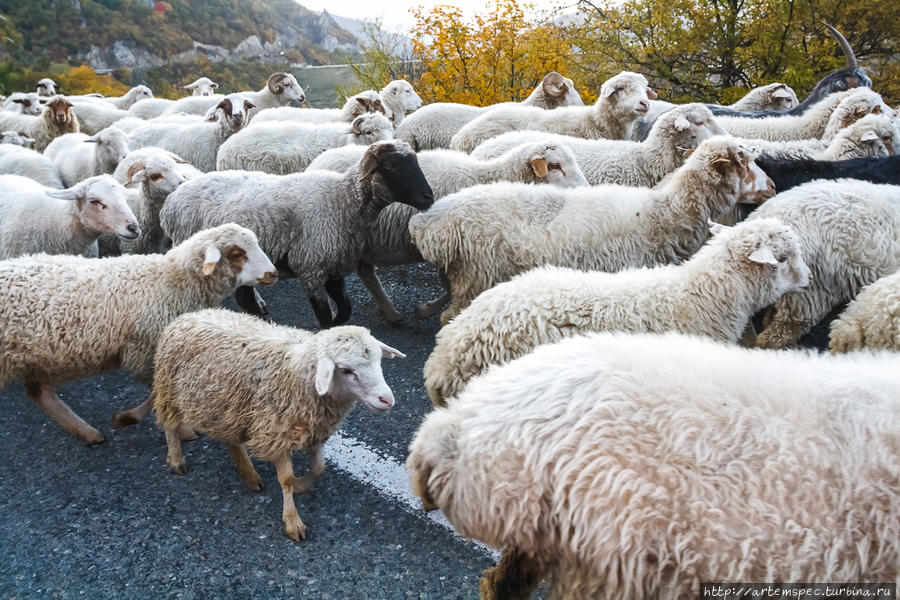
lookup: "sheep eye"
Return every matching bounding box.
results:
[777,254,788,263]
[90,199,106,209]
[548,163,561,170]
[340,367,355,376]
[149,173,163,182]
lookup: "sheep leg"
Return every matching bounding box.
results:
[325,277,352,325]
[414,269,451,319]
[307,286,334,328]
[234,285,270,321]
[273,452,306,542]
[738,322,757,348]
[111,393,198,440]
[479,548,543,600]
[294,443,325,494]
[356,261,404,323]
[25,379,105,445]
[227,444,263,492]
[164,427,187,474]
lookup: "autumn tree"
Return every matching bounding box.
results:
[345,20,424,92]
[567,0,900,104]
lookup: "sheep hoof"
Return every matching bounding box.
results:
[178,425,199,441]
[110,412,139,429]
[380,307,405,324]
[168,460,188,475]
[81,428,106,445]
[284,519,306,542]
[244,475,264,492]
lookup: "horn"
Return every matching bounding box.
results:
[126,161,147,185]
[822,22,859,70]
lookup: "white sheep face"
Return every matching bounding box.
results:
[739,159,776,205]
[521,143,589,188]
[87,128,130,170]
[385,80,423,113]
[8,93,46,116]
[36,78,58,97]
[133,86,154,102]
[0,131,35,146]
[279,74,306,104]
[599,71,655,121]
[185,77,218,97]
[211,93,255,131]
[129,156,187,198]
[767,84,799,111]
[748,227,811,296]
[349,113,394,144]
[664,104,727,151]
[313,330,404,412]
[47,176,140,240]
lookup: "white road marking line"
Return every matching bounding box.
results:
[323,431,499,559]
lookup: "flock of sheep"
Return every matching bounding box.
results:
[0,21,899,598]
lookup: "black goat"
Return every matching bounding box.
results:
[757,155,900,193]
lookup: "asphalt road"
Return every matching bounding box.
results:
[0,261,830,599]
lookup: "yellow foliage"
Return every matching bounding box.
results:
[54,65,131,96]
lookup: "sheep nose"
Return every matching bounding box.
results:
[377,394,394,409]
[127,223,140,235]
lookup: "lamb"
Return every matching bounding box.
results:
[249,90,391,125]
[407,332,900,600]
[713,88,887,142]
[44,127,130,187]
[154,309,404,542]
[738,113,899,161]
[423,218,811,405]
[0,224,277,445]
[394,71,584,151]
[129,93,254,172]
[35,78,59,97]
[2,92,46,115]
[162,140,434,328]
[449,71,655,153]
[310,140,589,322]
[113,146,202,187]
[828,269,900,353]
[726,82,799,112]
[184,77,218,97]
[215,112,393,174]
[98,154,188,257]
[470,103,726,187]
[0,131,35,146]
[0,96,79,151]
[0,174,139,259]
[755,155,900,192]
[0,145,64,187]
[749,180,900,349]
[159,72,305,118]
[378,79,422,126]
[409,136,775,323]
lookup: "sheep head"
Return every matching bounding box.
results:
[45,96,75,126]
[267,72,305,103]
[188,224,277,288]
[208,94,255,131]
[357,140,434,211]
[46,175,140,240]
[598,71,656,123]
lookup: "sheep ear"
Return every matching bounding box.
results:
[129,169,148,184]
[647,88,658,99]
[748,245,778,266]
[859,131,879,142]
[183,82,197,89]
[707,219,730,236]
[377,341,406,359]
[351,117,363,135]
[84,134,101,144]
[772,87,792,99]
[211,82,219,89]
[601,85,618,99]
[243,100,255,112]
[530,157,548,178]
[22,136,35,144]
[854,104,871,117]
[201,246,221,276]
[681,147,694,158]
[46,188,82,202]
[358,152,379,180]
[315,356,335,395]
[673,116,691,131]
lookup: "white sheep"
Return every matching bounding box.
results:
[409,136,774,323]
[829,269,900,353]
[215,113,393,174]
[394,71,584,151]
[750,179,900,349]
[0,224,277,445]
[159,72,306,118]
[249,90,391,125]
[0,96,79,152]
[0,174,140,259]
[184,77,218,97]
[44,127,130,187]
[408,332,900,599]
[126,79,218,120]
[0,145,64,187]
[113,146,202,188]
[715,88,888,142]
[727,82,799,111]
[129,93,254,172]
[35,78,59,97]
[99,153,188,257]
[448,71,655,153]
[470,103,726,187]
[378,79,422,126]
[154,309,404,542]
[93,85,154,110]
[423,218,811,405]
[0,131,35,147]
[740,113,900,161]
[311,140,589,322]
[2,92,46,115]
[163,141,434,328]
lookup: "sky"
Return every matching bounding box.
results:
[296,0,561,30]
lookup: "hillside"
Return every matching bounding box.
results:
[0,0,363,97]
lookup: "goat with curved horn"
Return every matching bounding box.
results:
[822,21,859,70]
